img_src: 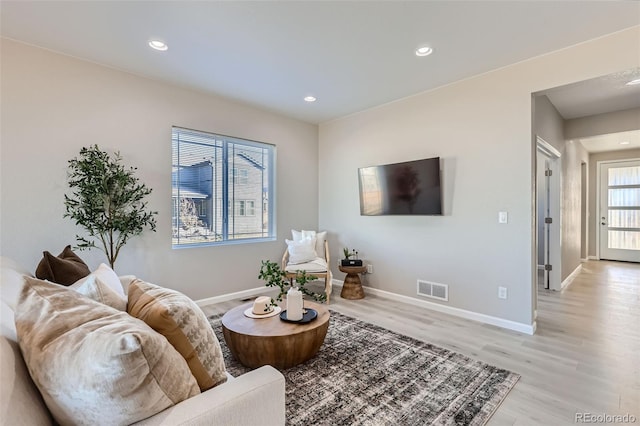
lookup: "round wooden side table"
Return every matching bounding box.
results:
[339,265,367,299]
[221,301,329,369]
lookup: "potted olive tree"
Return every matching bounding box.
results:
[64,145,157,269]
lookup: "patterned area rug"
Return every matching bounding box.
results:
[209,311,519,425]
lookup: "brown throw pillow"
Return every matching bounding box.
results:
[34,245,90,285]
[128,279,227,391]
[15,277,200,426]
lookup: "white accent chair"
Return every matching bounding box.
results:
[282,230,332,303]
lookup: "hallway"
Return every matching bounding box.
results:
[532,260,639,424]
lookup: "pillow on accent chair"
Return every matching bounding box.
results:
[128,279,227,391]
[291,229,327,260]
[285,237,318,264]
[34,245,90,285]
[15,277,200,426]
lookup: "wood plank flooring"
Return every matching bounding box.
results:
[200,260,640,425]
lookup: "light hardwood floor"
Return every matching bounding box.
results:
[201,260,640,425]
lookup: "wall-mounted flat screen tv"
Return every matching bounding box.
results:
[358,157,442,216]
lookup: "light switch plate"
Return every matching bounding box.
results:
[498,211,508,224]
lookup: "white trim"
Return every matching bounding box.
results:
[536,136,562,158]
[332,279,535,335]
[588,255,599,260]
[561,264,582,291]
[196,286,270,308]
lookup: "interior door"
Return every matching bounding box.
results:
[542,158,551,289]
[599,160,640,262]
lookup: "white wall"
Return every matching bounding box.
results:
[565,107,640,140]
[560,139,589,279]
[534,94,589,281]
[0,39,319,300]
[318,26,639,327]
[565,108,640,258]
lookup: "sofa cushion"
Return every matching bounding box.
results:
[15,277,200,426]
[34,245,90,285]
[70,274,127,311]
[1,332,52,426]
[128,279,227,391]
[70,263,127,310]
[0,256,31,311]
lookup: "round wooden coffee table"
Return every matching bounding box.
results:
[221,301,330,369]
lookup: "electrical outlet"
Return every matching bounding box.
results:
[498,286,508,299]
[366,264,373,274]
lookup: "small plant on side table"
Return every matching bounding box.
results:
[341,248,360,266]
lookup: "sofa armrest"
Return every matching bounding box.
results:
[134,365,285,426]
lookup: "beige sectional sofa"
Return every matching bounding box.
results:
[0,257,286,425]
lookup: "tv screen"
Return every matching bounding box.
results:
[358,157,442,216]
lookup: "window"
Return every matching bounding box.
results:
[234,200,256,216]
[233,168,249,184]
[172,127,275,247]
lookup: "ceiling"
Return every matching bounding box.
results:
[541,70,640,153]
[1,1,639,124]
[577,129,640,153]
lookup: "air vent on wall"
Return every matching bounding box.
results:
[417,280,448,302]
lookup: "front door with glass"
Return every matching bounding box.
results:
[599,160,640,263]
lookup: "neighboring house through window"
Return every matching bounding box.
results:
[172,127,275,247]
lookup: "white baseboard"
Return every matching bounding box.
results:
[588,255,598,260]
[196,286,269,308]
[561,264,582,291]
[332,279,535,335]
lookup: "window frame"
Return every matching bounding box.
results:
[172,126,276,248]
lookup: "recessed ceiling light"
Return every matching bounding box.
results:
[415,46,433,57]
[620,141,630,145]
[304,96,317,103]
[626,78,640,86]
[148,40,168,51]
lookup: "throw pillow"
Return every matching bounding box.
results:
[291,229,327,260]
[70,274,127,311]
[71,263,127,306]
[15,277,200,426]
[127,279,227,391]
[34,245,90,285]
[286,237,318,264]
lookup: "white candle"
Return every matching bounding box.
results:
[287,287,303,321]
